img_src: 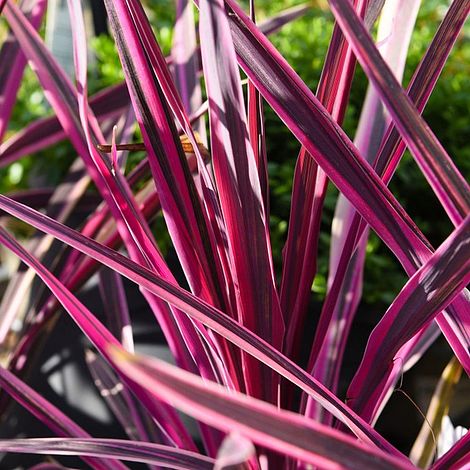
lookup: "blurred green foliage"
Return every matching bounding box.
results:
[3,0,469,306]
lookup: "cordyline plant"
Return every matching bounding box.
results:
[0,0,468,468]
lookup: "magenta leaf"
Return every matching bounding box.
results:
[103,0,227,315]
[280,0,366,363]
[307,0,421,422]
[374,0,470,185]
[85,350,168,444]
[0,194,405,457]
[110,348,414,470]
[257,3,311,35]
[67,6,232,444]
[199,0,284,402]
[218,0,470,372]
[347,215,470,422]
[328,0,470,226]
[0,0,46,141]
[0,224,197,451]
[172,0,206,141]
[0,438,214,469]
[307,0,470,413]
[0,82,129,168]
[0,366,126,470]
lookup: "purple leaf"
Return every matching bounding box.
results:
[0,438,214,469]
[374,0,470,185]
[68,6,231,444]
[307,0,470,417]
[0,156,91,343]
[172,0,206,141]
[247,0,269,223]
[103,0,227,314]
[364,0,386,29]
[2,188,99,212]
[347,215,470,422]
[110,348,415,470]
[199,0,284,401]
[0,224,197,451]
[85,350,163,444]
[217,0,470,373]
[280,0,366,363]
[0,366,126,470]
[0,82,129,168]
[4,1,161,277]
[221,0,426,270]
[257,3,311,36]
[98,268,134,352]
[308,0,421,422]
[0,0,46,142]
[0,193,406,457]
[328,0,470,226]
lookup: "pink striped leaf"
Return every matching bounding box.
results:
[0,0,46,141]
[281,0,367,363]
[3,2,161,272]
[308,0,421,421]
[67,0,231,424]
[119,0,236,327]
[0,82,129,168]
[0,225,197,451]
[172,0,206,141]
[0,366,126,470]
[103,0,226,311]
[0,193,405,457]
[257,3,311,36]
[374,0,470,185]
[309,0,470,411]
[0,3,307,168]
[0,438,214,469]
[110,347,414,470]
[85,350,166,444]
[4,182,159,386]
[328,0,470,226]
[247,1,269,221]
[347,215,470,422]
[199,0,284,401]
[212,0,470,372]
[217,0,428,277]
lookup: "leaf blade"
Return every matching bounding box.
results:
[111,348,414,470]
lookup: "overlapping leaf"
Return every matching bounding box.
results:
[214,0,470,372]
[0,193,405,457]
[0,365,125,470]
[110,347,414,470]
[328,0,470,226]
[347,215,470,422]
[0,0,46,141]
[0,438,214,469]
[199,0,284,401]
